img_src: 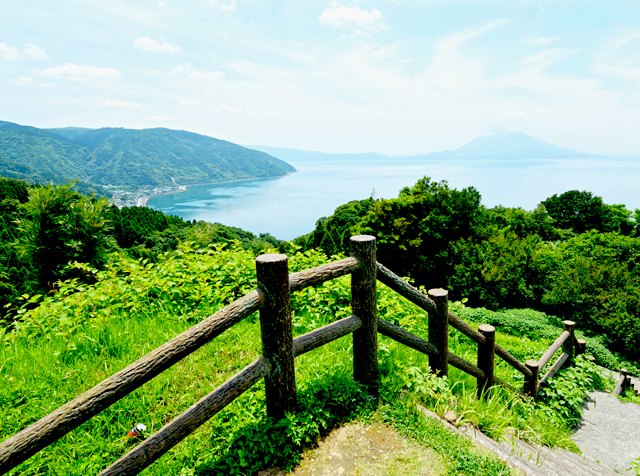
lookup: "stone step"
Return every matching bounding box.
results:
[416,405,619,476]
[501,436,615,476]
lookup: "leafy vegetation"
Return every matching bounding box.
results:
[0,176,288,317]
[1,168,638,475]
[1,241,618,476]
[299,175,640,363]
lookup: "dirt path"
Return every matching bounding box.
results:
[259,422,444,476]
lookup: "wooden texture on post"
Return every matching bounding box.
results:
[523,360,540,398]
[98,357,270,476]
[377,317,438,356]
[576,339,587,356]
[477,324,496,399]
[351,235,379,396]
[428,289,449,377]
[293,315,362,357]
[0,289,264,474]
[562,320,575,359]
[289,257,359,292]
[538,352,569,388]
[256,254,296,420]
[538,330,570,371]
[376,262,438,315]
[448,312,532,378]
[448,352,484,380]
[613,368,628,396]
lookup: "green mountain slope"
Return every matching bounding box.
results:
[0,121,295,191]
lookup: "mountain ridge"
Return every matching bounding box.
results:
[0,121,296,193]
[251,133,603,162]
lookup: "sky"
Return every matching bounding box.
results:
[1,0,639,156]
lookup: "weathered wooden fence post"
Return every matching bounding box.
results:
[428,289,449,378]
[523,360,539,398]
[477,324,495,399]
[256,254,296,420]
[562,320,575,359]
[350,235,379,399]
[576,338,586,356]
[614,368,628,395]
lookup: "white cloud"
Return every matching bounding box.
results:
[23,43,48,60]
[0,43,22,61]
[506,112,525,117]
[319,3,383,29]
[150,115,174,121]
[100,98,140,107]
[592,31,640,83]
[211,0,237,11]
[522,48,580,68]
[171,62,223,79]
[38,63,121,82]
[179,98,200,106]
[215,103,253,113]
[0,42,48,61]
[133,37,181,52]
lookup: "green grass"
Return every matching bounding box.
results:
[0,247,622,475]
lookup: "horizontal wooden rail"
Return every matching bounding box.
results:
[0,289,265,474]
[377,317,438,356]
[538,352,569,388]
[538,331,570,371]
[293,315,362,357]
[448,352,485,380]
[377,316,484,380]
[290,257,360,292]
[495,377,528,398]
[376,262,438,315]
[98,357,271,476]
[447,312,532,378]
[376,262,532,379]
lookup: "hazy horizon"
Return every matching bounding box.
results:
[2,1,640,157]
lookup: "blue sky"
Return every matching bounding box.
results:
[1,0,639,155]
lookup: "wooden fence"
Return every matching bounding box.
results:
[0,235,586,475]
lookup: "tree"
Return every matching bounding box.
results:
[16,183,112,289]
[541,190,620,234]
[355,177,482,288]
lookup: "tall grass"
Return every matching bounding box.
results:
[0,245,613,474]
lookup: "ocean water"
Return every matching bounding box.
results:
[147,156,640,241]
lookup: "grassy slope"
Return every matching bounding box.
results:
[1,246,609,475]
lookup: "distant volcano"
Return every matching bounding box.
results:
[407,133,602,160]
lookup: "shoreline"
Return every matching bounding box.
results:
[135,171,296,208]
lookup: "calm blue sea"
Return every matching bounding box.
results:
[147,156,640,241]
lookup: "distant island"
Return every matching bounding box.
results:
[0,121,295,204]
[250,132,602,163]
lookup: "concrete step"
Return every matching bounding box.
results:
[501,436,614,476]
[416,405,619,476]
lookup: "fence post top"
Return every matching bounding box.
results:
[427,288,448,298]
[525,359,539,369]
[562,320,575,328]
[350,235,376,243]
[478,324,495,334]
[256,254,288,264]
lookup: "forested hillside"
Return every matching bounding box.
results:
[0,176,286,317]
[296,177,640,361]
[0,121,295,191]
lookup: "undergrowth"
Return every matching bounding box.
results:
[0,244,625,475]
